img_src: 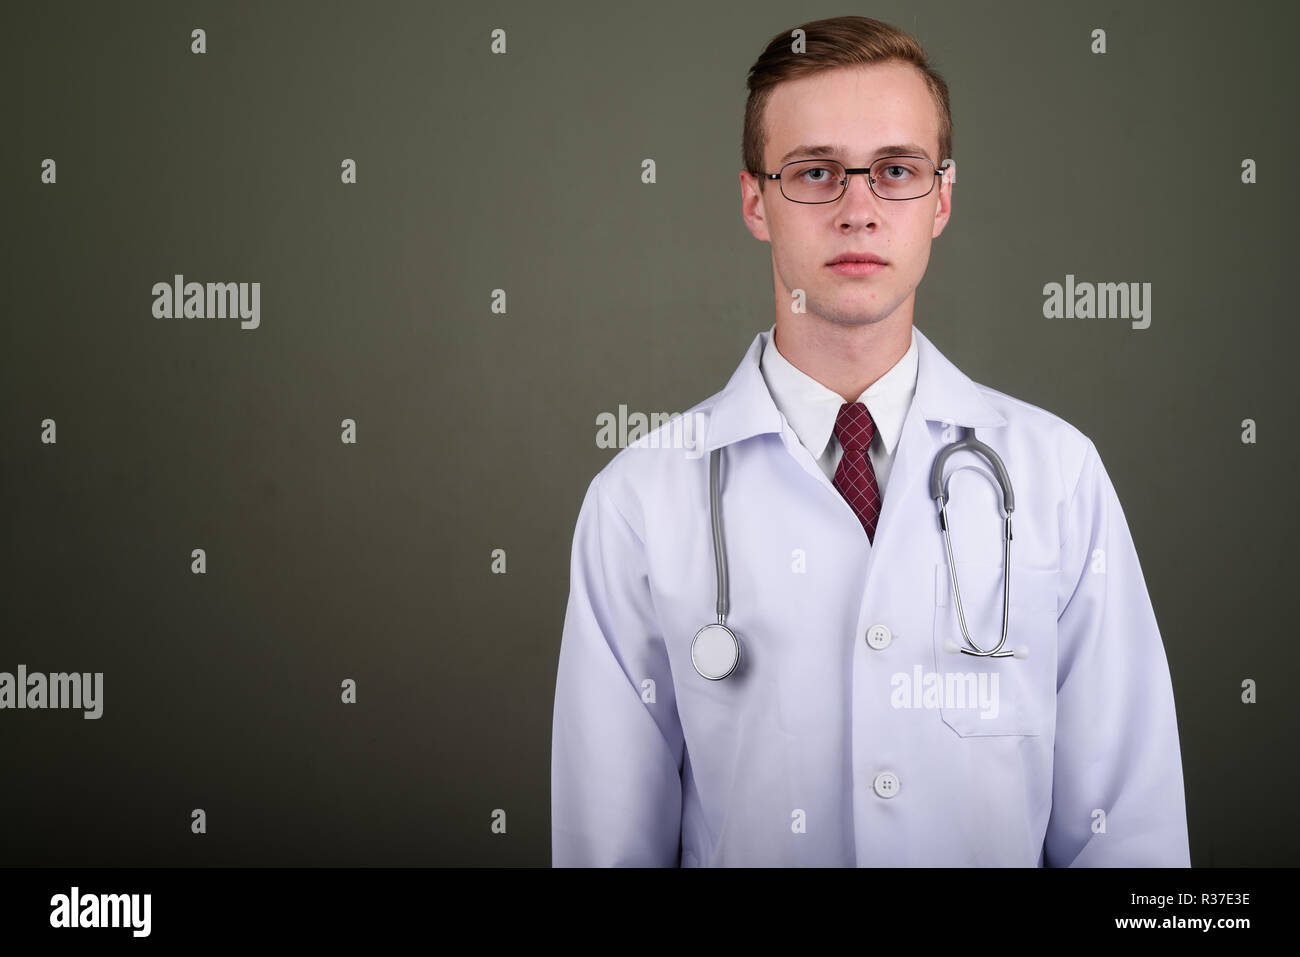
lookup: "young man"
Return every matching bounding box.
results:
[552,16,1190,867]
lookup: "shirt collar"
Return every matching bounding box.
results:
[759,322,917,459]
[703,323,1008,453]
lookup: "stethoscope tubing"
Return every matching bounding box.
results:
[695,427,1019,679]
[710,446,729,626]
[930,429,1016,658]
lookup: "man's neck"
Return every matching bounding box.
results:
[771,314,913,402]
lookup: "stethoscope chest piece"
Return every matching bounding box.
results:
[692,623,740,680]
[693,447,742,681]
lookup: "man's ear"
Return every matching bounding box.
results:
[741,170,773,243]
[932,159,955,238]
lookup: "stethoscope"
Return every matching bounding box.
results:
[690,427,1021,681]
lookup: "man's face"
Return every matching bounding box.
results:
[741,60,952,328]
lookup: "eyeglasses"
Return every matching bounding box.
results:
[758,155,943,203]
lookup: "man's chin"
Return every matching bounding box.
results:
[807,301,895,328]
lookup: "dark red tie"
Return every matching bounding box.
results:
[833,402,881,542]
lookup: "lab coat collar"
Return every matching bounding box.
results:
[703,324,1008,453]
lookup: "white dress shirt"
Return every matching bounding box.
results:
[758,322,919,497]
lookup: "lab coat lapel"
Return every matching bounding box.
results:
[702,329,835,494]
[702,331,784,453]
[867,327,1009,564]
[866,381,936,564]
[909,326,1008,432]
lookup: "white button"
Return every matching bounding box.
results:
[865,624,892,650]
[872,771,900,798]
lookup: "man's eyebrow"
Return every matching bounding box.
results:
[776,142,934,165]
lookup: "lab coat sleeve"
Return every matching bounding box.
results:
[551,471,685,866]
[1044,439,1191,866]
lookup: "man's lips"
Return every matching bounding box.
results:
[828,259,887,275]
[828,252,887,265]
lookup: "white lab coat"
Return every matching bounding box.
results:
[551,325,1190,867]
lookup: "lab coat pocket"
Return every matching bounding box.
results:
[931,561,1058,737]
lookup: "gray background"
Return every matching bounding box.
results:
[2,0,1296,866]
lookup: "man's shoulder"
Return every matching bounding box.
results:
[968,378,1098,497]
[974,379,1089,440]
[580,387,727,527]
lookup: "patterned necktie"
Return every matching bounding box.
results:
[833,402,881,542]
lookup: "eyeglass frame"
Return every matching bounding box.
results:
[756,154,946,204]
